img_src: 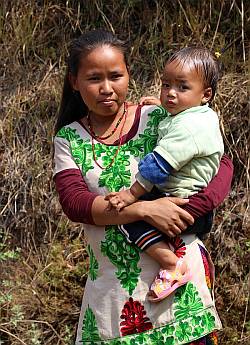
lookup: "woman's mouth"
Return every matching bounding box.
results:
[99,99,116,106]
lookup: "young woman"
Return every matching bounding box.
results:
[53,29,233,344]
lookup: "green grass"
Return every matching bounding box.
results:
[0,1,249,344]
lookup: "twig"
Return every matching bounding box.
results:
[94,0,115,34]
[177,0,193,32]
[240,284,249,339]
[0,328,27,345]
[0,320,65,342]
[241,0,246,63]
[211,0,224,50]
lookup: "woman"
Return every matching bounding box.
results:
[53,29,233,344]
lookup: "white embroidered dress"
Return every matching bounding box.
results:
[53,105,222,345]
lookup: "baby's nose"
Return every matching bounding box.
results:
[168,88,176,97]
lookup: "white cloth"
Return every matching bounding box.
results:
[53,105,222,344]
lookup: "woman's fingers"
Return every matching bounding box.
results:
[165,225,182,238]
[142,197,194,235]
[166,198,194,225]
[167,197,189,206]
[139,96,161,106]
[104,192,117,200]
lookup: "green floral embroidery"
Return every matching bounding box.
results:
[172,282,216,343]
[100,226,141,295]
[82,306,102,343]
[161,324,175,336]
[98,148,131,191]
[191,315,206,338]
[200,312,216,330]
[56,127,94,175]
[86,245,99,281]
[174,320,193,343]
[128,332,150,344]
[98,107,166,192]
[109,340,129,345]
[128,106,166,157]
[173,282,204,320]
[164,337,175,345]
[148,330,166,344]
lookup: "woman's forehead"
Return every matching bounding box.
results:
[78,45,126,71]
[82,45,124,62]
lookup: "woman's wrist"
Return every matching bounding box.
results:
[91,195,145,225]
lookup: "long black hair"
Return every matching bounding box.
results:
[55,29,128,134]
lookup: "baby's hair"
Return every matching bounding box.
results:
[55,29,128,134]
[166,47,220,100]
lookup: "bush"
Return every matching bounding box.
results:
[0,1,249,344]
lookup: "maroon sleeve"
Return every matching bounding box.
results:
[54,169,98,224]
[183,154,234,219]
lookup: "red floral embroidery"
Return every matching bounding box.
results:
[170,237,186,258]
[120,297,153,336]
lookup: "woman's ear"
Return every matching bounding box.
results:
[68,72,78,91]
[202,87,213,104]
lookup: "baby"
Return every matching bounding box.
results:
[106,47,224,302]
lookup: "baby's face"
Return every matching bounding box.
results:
[160,60,211,115]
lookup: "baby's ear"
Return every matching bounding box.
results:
[202,87,212,104]
[68,72,78,90]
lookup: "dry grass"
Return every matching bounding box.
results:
[0,0,249,344]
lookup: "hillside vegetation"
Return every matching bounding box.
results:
[0,1,249,344]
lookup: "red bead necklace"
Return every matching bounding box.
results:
[90,102,128,170]
[87,102,127,140]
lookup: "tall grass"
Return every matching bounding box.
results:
[0,1,249,344]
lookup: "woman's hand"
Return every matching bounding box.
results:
[92,195,194,237]
[139,96,161,106]
[141,197,194,238]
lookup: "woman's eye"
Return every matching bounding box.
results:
[111,74,122,80]
[87,74,101,81]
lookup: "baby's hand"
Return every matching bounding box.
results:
[105,190,137,211]
[139,96,161,106]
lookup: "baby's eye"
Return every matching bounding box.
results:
[162,82,170,88]
[179,84,189,91]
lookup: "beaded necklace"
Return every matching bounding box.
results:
[90,103,128,170]
[87,102,127,140]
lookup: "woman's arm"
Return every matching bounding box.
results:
[54,168,194,237]
[92,194,194,237]
[54,168,98,224]
[183,154,234,219]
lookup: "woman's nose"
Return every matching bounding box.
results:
[100,80,113,94]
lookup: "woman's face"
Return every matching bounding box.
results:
[71,45,129,118]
